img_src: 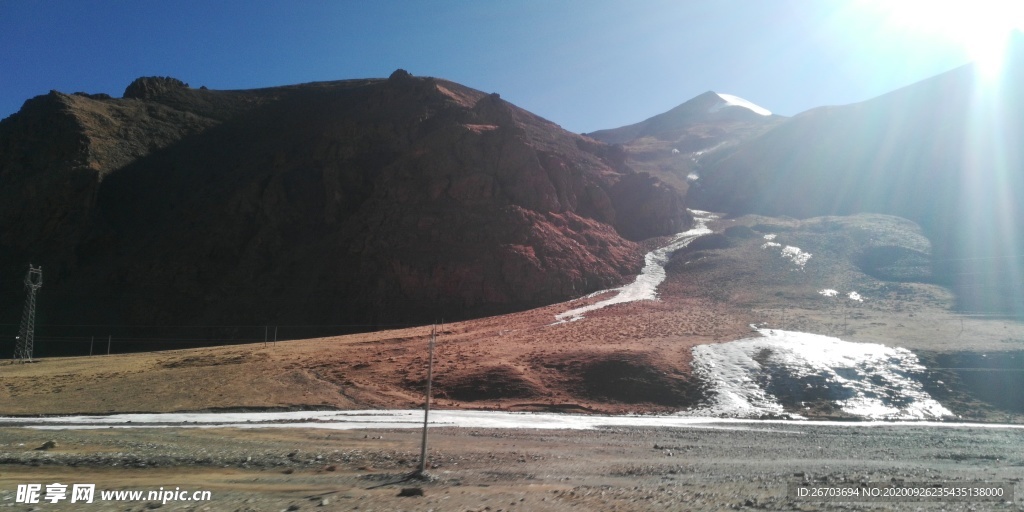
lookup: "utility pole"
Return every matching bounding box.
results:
[13,265,43,362]
[417,323,436,476]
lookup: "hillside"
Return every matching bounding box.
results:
[585,91,783,199]
[0,72,692,356]
[690,36,1024,315]
[3,213,1022,421]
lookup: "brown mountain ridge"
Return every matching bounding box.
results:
[0,71,691,355]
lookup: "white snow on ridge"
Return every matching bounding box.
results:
[554,210,716,322]
[687,329,952,420]
[709,93,772,116]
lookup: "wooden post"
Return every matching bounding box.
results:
[418,324,436,475]
[107,335,111,355]
[89,336,94,356]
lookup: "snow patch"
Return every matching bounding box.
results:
[781,246,812,268]
[686,172,699,181]
[688,141,729,160]
[819,289,864,302]
[687,329,953,420]
[709,93,772,116]
[761,237,810,268]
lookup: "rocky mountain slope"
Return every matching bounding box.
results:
[0,72,691,356]
[585,91,783,197]
[691,36,1024,314]
[587,91,779,147]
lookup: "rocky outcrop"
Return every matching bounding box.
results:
[0,86,228,303]
[123,76,190,99]
[610,172,689,240]
[0,72,691,355]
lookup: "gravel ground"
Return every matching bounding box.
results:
[1,423,1022,511]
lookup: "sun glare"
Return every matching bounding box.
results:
[859,0,1023,78]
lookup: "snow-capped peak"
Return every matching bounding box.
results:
[709,93,771,116]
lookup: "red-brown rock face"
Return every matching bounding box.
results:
[0,72,691,353]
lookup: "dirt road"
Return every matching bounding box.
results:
[2,422,1021,511]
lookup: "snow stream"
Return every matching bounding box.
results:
[688,328,953,420]
[555,209,715,322]
[550,210,953,421]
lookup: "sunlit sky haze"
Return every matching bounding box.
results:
[1,0,1020,132]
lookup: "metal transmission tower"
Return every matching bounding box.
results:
[14,265,43,362]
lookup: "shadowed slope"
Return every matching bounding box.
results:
[0,72,691,355]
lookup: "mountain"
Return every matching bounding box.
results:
[584,91,784,197]
[0,71,691,355]
[587,91,777,146]
[691,35,1024,314]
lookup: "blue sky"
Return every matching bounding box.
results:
[0,1,987,133]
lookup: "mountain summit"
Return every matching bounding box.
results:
[586,91,778,146]
[581,91,783,201]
